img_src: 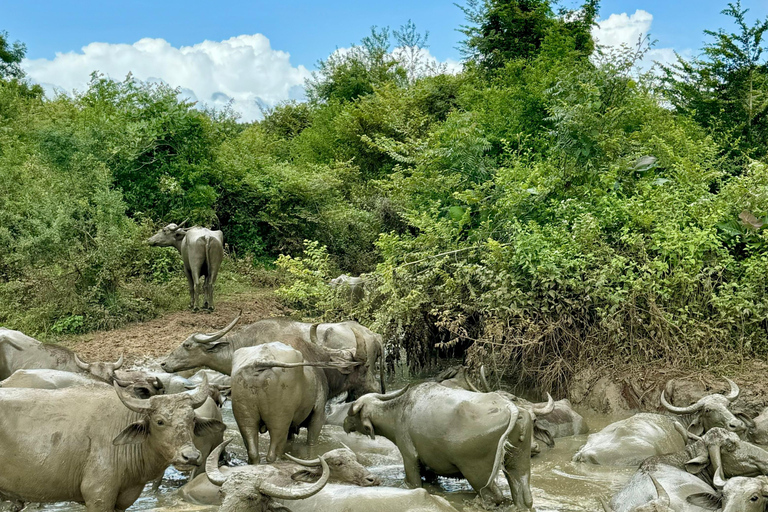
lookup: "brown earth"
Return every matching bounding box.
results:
[58,288,288,365]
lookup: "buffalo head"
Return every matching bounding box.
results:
[343,385,410,439]
[112,374,226,471]
[161,314,241,374]
[74,353,123,383]
[146,221,188,247]
[688,476,768,512]
[289,448,380,487]
[680,426,768,485]
[206,440,330,512]
[661,378,745,435]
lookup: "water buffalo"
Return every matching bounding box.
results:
[687,476,768,511]
[205,440,330,512]
[277,485,461,512]
[232,342,352,463]
[161,315,385,396]
[661,378,745,436]
[0,376,226,510]
[162,316,379,402]
[0,327,123,381]
[330,274,365,304]
[601,474,672,512]
[609,427,768,512]
[573,413,687,466]
[343,382,534,509]
[147,222,224,311]
[0,369,107,389]
[180,445,379,505]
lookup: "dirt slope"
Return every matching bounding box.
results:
[60,289,287,364]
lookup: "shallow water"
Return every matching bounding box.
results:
[20,403,642,512]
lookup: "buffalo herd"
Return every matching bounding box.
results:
[3,312,768,511]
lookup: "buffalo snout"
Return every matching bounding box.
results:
[176,447,203,468]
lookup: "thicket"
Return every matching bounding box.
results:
[1,2,767,390]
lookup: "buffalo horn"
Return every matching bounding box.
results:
[258,456,329,499]
[309,323,319,344]
[369,384,411,402]
[660,388,703,414]
[709,443,727,488]
[649,474,670,506]
[674,421,701,442]
[480,365,491,392]
[111,354,124,370]
[177,219,188,229]
[205,439,232,486]
[114,381,152,415]
[113,377,133,387]
[192,313,241,344]
[186,374,210,409]
[598,497,614,512]
[533,393,556,416]
[465,372,482,393]
[351,326,368,363]
[74,353,91,371]
[723,378,740,401]
[285,453,322,467]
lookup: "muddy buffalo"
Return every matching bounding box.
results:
[0,327,123,381]
[147,222,224,311]
[161,315,385,396]
[0,376,225,510]
[344,382,533,509]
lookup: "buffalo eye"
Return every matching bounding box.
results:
[704,408,711,413]
[751,495,759,502]
[157,420,165,426]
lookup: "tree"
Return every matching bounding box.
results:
[0,31,27,80]
[661,1,768,164]
[458,0,598,72]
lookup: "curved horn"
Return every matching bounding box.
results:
[177,219,188,229]
[258,456,329,499]
[205,439,232,486]
[723,377,740,401]
[465,373,481,393]
[74,353,91,371]
[660,389,703,414]
[285,453,323,467]
[113,377,133,387]
[533,393,556,416]
[649,474,669,505]
[480,365,491,392]
[367,384,411,402]
[709,443,726,488]
[310,323,319,344]
[111,354,124,370]
[352,326,368,363]
[186,374,210,409]
[113,381,152,415]
[192,313,241,344]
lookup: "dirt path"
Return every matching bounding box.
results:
[60,288,288,364]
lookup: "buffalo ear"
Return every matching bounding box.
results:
[133,385,154,399]
[113,420,149,445]
[534,425,555,448]
[204,342,229,352]
[688,418,704,437]
[685,455,709,474]
[686,492,721,510]
[194,417,227,437]
[291,469,319,483]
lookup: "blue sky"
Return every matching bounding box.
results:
[5,0,767,64]
[4,0,767,121]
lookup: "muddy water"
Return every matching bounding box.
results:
[30,403,638,512]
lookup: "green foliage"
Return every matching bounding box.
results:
[0,30,26,80]
[458,0,598,72]
[275,240,334,313]
[661,1,768,165]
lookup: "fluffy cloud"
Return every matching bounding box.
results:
[23,35,462,122]
[592,10,682,71]
[23,35,311,122]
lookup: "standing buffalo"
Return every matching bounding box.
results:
[161,316,381,400]
[232,342,350,463]
[329,274,365,304]
[0,376,226,511]
[0,327,123,381]
[147,222,224,311]
[343,382,534,509]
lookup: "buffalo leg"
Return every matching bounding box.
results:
[266,416,293,462]
[184,268,195,310]
[306,407,326,460]
[398,440,423,488]
[115,485,144,511]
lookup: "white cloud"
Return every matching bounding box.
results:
[592,10,683,71]
[23,35,311,122]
